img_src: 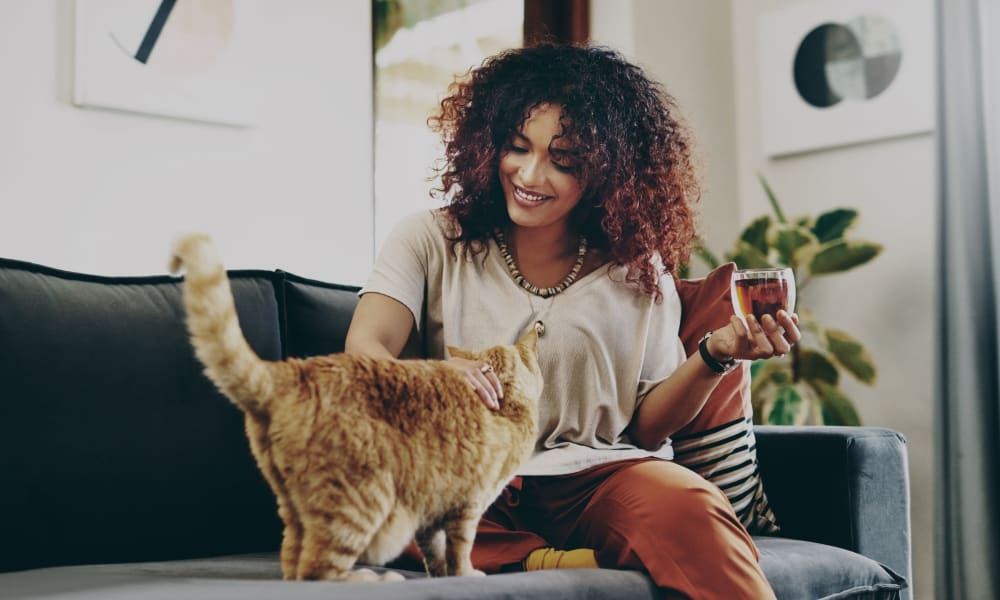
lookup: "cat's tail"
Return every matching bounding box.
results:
[169,234,273,415]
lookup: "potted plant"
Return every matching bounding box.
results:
[694,175,882,425]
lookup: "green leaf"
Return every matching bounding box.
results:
[767,384,803,425]
[750,385,772,425]
[727,241,773,269]
[812,208,858,243]
[750,360,790,397]
[769,223,818,267]
[798,349,839,386]
[809,240,883,275]
[739,216,771,255]
[796,308,820,330]
[757,173,787,224]
[825,329,877,384]
[811,380,862,426]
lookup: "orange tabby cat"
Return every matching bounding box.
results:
[169,234,542,582]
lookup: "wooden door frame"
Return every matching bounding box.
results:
[524,0,590,45]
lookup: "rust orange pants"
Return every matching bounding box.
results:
[397,457,775,599]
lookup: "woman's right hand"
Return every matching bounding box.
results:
[446,357,503,411]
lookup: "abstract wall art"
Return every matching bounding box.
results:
[757,0,934,157]
[73,0,261,126]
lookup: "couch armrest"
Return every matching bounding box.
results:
[754,426,912,591]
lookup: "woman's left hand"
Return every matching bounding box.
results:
[707,311,801,362]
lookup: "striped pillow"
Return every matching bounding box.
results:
[675,263,780,534]
[671,415,779,533]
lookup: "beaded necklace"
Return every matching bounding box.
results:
[494,228,588,298]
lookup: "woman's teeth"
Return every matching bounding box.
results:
[515,186,549,202]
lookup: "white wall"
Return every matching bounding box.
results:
[731,1,935,597]
[0,0,373,284]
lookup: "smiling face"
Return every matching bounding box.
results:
[499,104,585,235]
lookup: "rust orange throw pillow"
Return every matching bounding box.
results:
[674,262,780,534]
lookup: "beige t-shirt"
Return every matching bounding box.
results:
[360,210,686,475]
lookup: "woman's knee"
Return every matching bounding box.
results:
[583,461,756,561]
[597,460,734,528]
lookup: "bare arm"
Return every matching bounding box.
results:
[344,292,414,359]
[627,345,729,449]
[628,312,800,450]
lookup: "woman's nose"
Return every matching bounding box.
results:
[519,156,544,185]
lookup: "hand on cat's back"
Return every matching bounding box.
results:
[443,357,504,411]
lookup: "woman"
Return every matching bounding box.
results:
[345,43,798,599]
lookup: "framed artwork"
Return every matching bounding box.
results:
[757,0,934,157]
[73,0,261,127]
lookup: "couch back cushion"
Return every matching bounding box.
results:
[0,259,282,573]
[277,271,360,358]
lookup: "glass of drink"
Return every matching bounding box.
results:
[731,267,796,326]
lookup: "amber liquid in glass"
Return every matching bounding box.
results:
[733,278,791,320]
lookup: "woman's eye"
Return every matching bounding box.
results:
[508,145,528,154]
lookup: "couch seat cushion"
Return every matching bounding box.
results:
[1,539,906,600]
[757,536,907,599]
[0,554,658,600]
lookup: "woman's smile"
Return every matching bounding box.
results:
[512,184,554,205]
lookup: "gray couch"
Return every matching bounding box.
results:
[0,258,910,599]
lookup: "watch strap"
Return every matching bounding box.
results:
[698,331,737,375]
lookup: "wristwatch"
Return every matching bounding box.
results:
[698,331,737,375]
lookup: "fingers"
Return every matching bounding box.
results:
[760,314,790,356]
[729,314,749,339]
[744,314,776,357]
[735,311,801,360]
[478,361,504,404]
[466,374,498,410]
[460,360,500,410]
[776,310,802,345]
[472,370,500,411]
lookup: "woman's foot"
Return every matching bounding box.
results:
[523,547,598,570]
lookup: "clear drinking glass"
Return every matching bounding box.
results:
[731,267,796,326]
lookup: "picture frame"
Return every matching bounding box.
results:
[757,0,934,157]
[73,0,261,127]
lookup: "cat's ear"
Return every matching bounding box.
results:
[515,328,539,353]
[446,345,471,360]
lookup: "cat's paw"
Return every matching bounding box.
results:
[457,568,487,577]
[379,570,406,582]
[343,568,380,583]
[424,559,448,578]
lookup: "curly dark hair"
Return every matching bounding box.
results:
[429,43,701,299]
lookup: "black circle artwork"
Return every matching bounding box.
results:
[793,15,903,109]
